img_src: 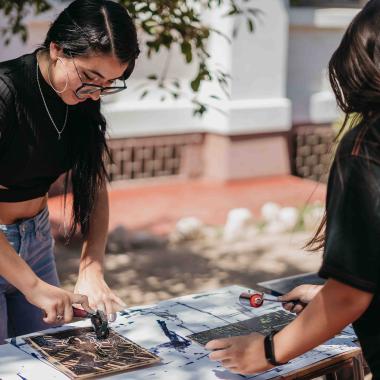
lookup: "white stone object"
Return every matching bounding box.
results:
[223,208,254,242]
[261,202,281,223]
[264,220,288,234]
[175,217,204,240]
[278,207,299,231]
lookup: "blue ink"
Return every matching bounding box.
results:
[149,346,160,355]
[192,292,221,299]
[10,338,26,348]
[32,336,56,348]
[195,353,209,360]
[175,301,230,324]
[129,308,150,314]
[150,320,192,354]
[17,374,28,380]
[124,308,197,335]
[156,320,191,352]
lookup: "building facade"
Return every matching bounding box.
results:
[0,1,363,184]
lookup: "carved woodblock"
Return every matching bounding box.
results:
[26,327,160,379]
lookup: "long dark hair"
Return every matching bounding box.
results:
[307,0,380,251]
[42,0,140,239]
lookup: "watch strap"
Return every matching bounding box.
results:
[264,330,288,366]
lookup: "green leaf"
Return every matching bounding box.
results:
[193,103,207,117]
[247,18,254,32]
[162,33,173,48]
[190,77,201,92]
[181,41,193,63]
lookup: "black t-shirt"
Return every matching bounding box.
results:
[0,50,93,202]
[319,123,380,378]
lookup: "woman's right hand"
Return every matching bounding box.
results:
[24,279,93,324]
[279,284,323,314]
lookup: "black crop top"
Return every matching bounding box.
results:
[0,50,90,202]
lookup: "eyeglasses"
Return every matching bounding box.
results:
[70,54,127,99]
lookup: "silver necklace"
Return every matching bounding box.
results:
[36,60,68,140]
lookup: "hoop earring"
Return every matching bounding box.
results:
[48,58,69,94]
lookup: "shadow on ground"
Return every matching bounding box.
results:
[55,229,322,307]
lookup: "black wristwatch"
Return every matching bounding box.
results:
[264,330,288,366]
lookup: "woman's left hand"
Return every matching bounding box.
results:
[74,269,126,322]
[206,333,273,375]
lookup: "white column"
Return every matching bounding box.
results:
[288,7,359,125]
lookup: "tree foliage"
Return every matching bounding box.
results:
[0,0,258,116]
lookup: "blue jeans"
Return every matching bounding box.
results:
[0,207,60,344]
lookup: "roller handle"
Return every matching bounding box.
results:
[72,306,91,318]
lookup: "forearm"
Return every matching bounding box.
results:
[79,183,109,274]
[0,232,39,293]
[274,279,373,363]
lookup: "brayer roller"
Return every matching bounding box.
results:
[239,291,307,309]
[72,307,110,339]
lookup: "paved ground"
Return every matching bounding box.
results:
[49,175,326,306]
[55,230,323,306]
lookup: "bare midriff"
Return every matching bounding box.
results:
[0,195,48,224]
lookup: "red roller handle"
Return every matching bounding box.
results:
[72,306,90,318]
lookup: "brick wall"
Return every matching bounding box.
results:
[293,125,336,183]
[106,134,204,182]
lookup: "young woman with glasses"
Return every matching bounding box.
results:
[0,0,139,343]
[207,1,380,378]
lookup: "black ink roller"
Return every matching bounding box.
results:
[72,307,110,339]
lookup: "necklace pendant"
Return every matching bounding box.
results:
[37,61,68,141]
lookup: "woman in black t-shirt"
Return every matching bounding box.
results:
[206,1,380,378]
[0,0,139,343]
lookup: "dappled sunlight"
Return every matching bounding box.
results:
[56,229,322,307]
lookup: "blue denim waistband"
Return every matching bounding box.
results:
[0,207,49,235]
